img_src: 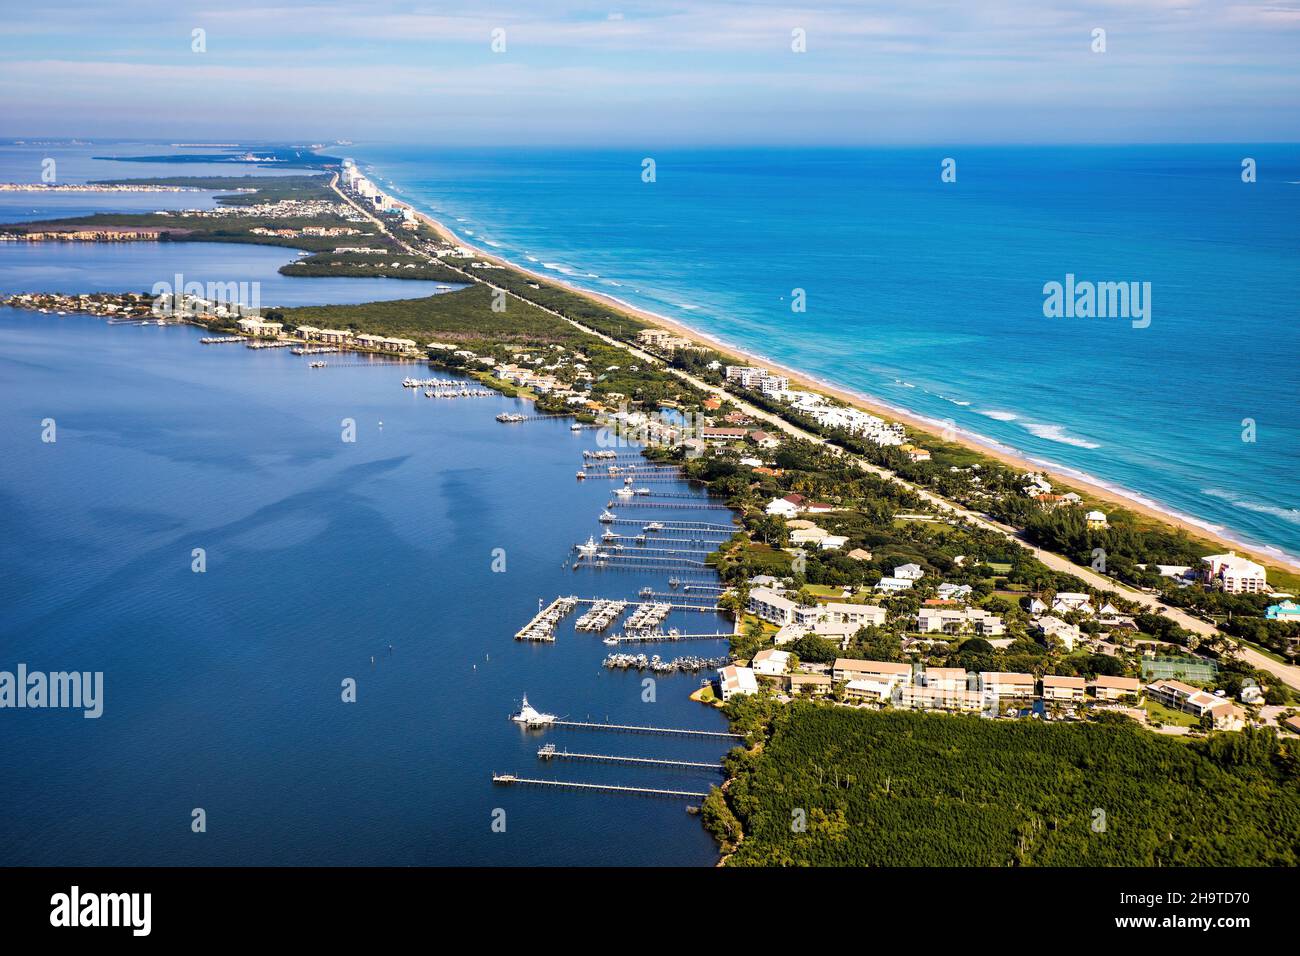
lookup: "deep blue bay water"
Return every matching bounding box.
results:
[358,144,1300,563]
[0,241,461,307]
[0,310,734,865]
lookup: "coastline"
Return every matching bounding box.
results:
[376,179,1300,576]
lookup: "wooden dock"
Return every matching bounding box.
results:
[549,719,742,739]
[492,773,708,799]
[538,744,722,771]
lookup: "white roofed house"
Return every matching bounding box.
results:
[936,583,973,602]
[1037,615,1081,652]
[717,664,759,701]
[875,576,914,594]
[1026,597,1049,616]
[893,563,925,581]
[1051,592,1094,616]
[751,648,791,677]
[1201,552,1268,594]
[764,495,804,518]
[1086,510,1108,529]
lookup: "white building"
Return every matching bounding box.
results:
[915,606,1005,637]
[893,563,925,581]
[748,587,798,626]
[875,576,914,593]
[717,665,759,701]
[750,649,791,677]
[1201,552,1268,594]
[1037,615,1081,652]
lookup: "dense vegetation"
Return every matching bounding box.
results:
[710,700,1300,866]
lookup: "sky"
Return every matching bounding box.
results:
[1,0,1298,145]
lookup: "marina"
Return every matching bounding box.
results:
[602,652,729,673]
[574,599,629,632]
[603,631,733,646]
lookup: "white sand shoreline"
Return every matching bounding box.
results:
[373,171,1300,574]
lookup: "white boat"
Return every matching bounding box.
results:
[309,361,327,368]
[511,695,555,727]
[613,487,634,498]
[645,521,665,532]
[634,488,650,495]
[570,423,583,431]
[576,536,599,556]
[599,510,616,523]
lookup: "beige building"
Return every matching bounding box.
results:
[1041,675,1088,702]
[1088,675,1143,701]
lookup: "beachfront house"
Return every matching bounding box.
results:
[894,563,925,581]
[1201,552,1268,594]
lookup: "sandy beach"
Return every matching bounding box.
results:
[396,198,1298,576]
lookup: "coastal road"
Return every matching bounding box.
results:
[330,178,1300,693]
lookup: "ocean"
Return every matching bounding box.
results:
[354,144,1300,564]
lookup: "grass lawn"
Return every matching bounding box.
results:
[1144,699,1198,728]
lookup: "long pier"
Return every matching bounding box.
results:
[538,744,722,771]
[606,500,722,510]
[549,719,742,739]
[606,519,733,535]
[491,774,708,799]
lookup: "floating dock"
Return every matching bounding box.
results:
[492,773,709,799]
[515,595,578,641]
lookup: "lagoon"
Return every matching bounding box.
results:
[0,308,734,865]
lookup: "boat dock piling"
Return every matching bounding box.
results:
[537,744,723,771]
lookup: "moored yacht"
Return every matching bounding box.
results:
[511,695,555,727]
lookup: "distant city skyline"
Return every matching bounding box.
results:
[2,0,1299,145]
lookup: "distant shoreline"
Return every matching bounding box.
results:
[371,171,1300,575]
